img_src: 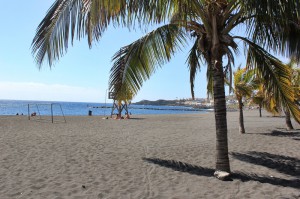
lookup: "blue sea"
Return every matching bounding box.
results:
[0,100,206,116]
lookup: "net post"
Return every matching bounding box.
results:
[28,104,30,120]
[51,103,54,123]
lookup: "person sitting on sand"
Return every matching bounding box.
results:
[125,113,130,119]
[114,113,123,120]
[31,112,36,117]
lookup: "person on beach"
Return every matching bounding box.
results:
[125,113,130,119]
[114,114,123,120]
[114,113,130,119]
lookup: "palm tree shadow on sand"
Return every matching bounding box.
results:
[230,151,300,177]
[142,157,300,189]
[261,129,300,138]
[254,129,300,141]
[127,117,146,120]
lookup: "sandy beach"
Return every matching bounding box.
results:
[0,110,299,199]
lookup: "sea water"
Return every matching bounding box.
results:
[0,100,206,116]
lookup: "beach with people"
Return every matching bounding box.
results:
[0,110,299,198]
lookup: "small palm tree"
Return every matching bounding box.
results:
[251,77,287,117]
[251,83,265,117]
[32,0,300,179]
[250,63,297,130]
[292,68,300,101]
[233,67,255,134]
[266,57,300,130]
[284,57,300,130]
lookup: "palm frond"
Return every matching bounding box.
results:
[32,0,86,67]
[32,0,204,67]
[31,0,129,67]
[263,91,281,115]
[236,36,300,123]
[109,24,187,97]
[240,0,300,58]
[186,37,202,99]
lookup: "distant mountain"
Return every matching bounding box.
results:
[133,99,179,106]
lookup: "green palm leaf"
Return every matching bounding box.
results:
[240,0,300,58]
[236,36,300,123]
[32,0,85,67]
[109,24,187,96]
[186,37,202,99]
[31,0,206,67]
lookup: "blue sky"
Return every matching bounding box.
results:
[0,1,257,103]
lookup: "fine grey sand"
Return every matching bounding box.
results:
[0,110,299,199]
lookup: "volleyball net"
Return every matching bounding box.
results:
[27,103,66,123]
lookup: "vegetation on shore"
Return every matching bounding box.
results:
[133,99,180,106]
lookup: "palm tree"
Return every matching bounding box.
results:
[250,66,297,131]
[264,57,300,130]
[251,82,264,117]
[292,68,300,102]
[284,57,300,130]
[32,0,300,179]
[233,67,254,134]
[250,77,287,118]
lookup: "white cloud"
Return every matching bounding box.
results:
[0,81,104,102]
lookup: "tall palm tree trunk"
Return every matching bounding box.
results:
[284,109,294,130]
[259,104,262,117]
[212,58,231,173]
[238,98,246,134]
[211,15,230,175]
